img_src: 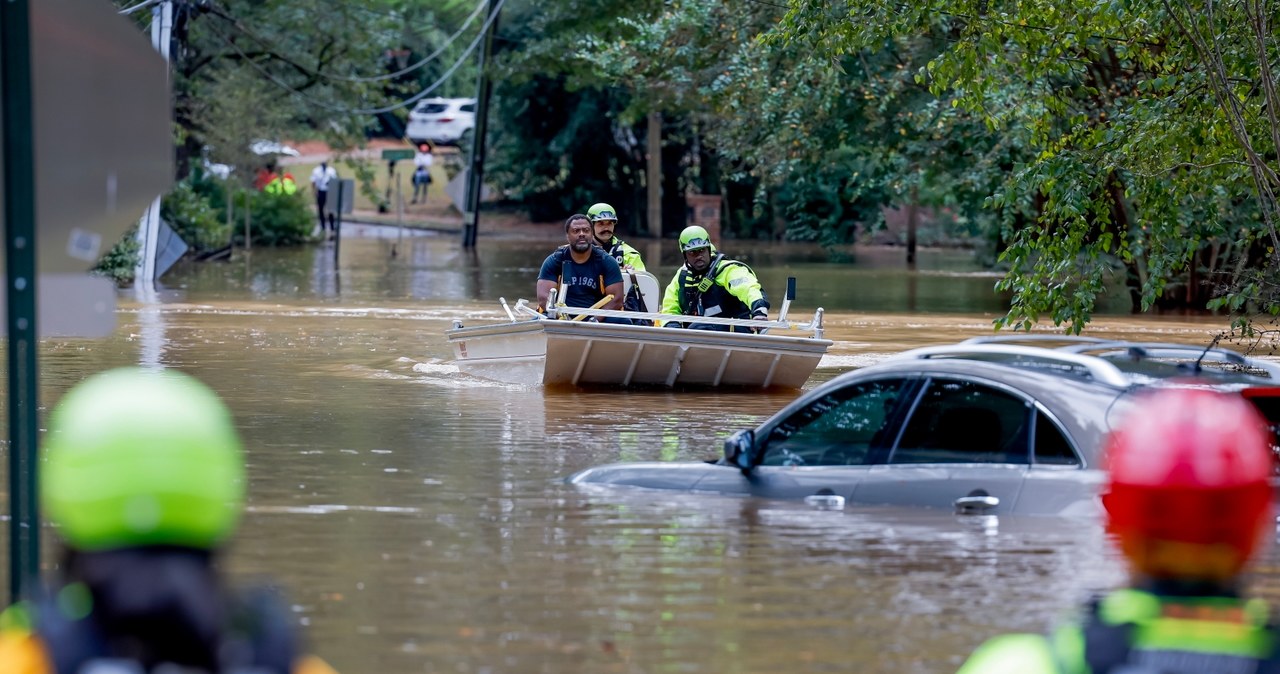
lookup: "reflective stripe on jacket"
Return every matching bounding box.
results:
[956,589,1280,674]
[659,255,767,323]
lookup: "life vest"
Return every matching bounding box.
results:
[676,254,753,321]
[959,590,1280,674]
[601,236,643,271]
[1072,589,1280,673]
[265,174,298,196]
[0,584,309,674]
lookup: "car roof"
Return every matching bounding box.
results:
[414,97,476,106]
[892,336,1280,387]
[776,337,1280,467]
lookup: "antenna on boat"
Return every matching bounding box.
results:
[777,277,797,324]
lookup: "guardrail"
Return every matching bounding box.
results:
[495,292,827,340]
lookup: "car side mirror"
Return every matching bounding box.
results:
[724,429,756,472]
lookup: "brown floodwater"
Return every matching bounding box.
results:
[8,228,1277,673]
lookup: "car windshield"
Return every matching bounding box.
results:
[416,103,448,114]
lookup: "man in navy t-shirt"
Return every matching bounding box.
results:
[537,214,624,314]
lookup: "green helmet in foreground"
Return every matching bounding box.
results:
[587,202,617,222]
[42,367,245,552]
[679,225,713,252]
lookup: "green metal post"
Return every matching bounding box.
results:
[0,0,41,602]
[461,0,499,248]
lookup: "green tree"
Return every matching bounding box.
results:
[776,0,1280,333]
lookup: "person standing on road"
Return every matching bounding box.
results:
[310,161,338,237]
[0,367,338,674]
[659,225,768,332]
[537,214,624,317]
[586,202,645,271]
[956,387,1280,674]
[411,143,434,205]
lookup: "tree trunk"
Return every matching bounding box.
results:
[906,185,919,267]
[646,111,662,238]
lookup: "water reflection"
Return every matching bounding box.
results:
[166,236,1146,317]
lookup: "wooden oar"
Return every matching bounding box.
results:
[571,295,614,321]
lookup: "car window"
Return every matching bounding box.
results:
[890,379,1030,464]
[1032,409,1079,466]
[459,103,476,113]
[759,378,911,467]
[417,103,448,114]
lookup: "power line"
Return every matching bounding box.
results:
[118,0,161,15]
[207,0,505,116]
[210,0,488,84]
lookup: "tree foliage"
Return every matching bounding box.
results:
[776,0,1280,333]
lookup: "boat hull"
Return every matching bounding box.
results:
[446,320,830,389]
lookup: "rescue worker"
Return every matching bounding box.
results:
[536,213,624,316]
[956,386,1279,673]
[0,367,337,674]
[659,225,768,332]
[264,171,298,196]
[586,202,645,271]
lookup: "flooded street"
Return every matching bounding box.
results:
[11,230,1269,673]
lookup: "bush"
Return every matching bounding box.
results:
[163,180,230,255]
[91,226,140,285]
[230,190,315,246]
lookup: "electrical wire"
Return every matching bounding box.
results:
[118,0,161,15]
[207,0,505,116]
[211,0,488,84]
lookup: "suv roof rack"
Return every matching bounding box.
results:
[960,335,1114,346]
[1060,342,1280,379]
[895,344,1132,387]
[894,339,1280,387]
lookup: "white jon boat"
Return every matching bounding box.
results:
[446,273,831,389]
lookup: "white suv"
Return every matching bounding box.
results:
[406,97,476,146]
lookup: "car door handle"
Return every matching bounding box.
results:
[954,494,1000,514]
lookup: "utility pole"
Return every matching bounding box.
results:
[461,0,500,249]
[0,0,41,602]
[134,0,173,289]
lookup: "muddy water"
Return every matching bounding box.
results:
[12,231,1275,673]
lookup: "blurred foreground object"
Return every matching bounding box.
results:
[0,368,337,674]
[956,387,1279,673]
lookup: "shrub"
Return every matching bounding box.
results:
[91,226,140,285]
[162,180,230,255]
[229,190,315,246]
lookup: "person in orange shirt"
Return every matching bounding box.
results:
[0,368,337,674]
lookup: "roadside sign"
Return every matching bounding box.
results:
[322,179,356,215]
[1,0,174,276]
[0,0,172,338]
[381,148,415,162]
[446,169,491,215]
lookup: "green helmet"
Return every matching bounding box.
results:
[587,203,618,222]
[42,367,245,552]
[679,225,713,252]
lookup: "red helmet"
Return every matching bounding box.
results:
[1103,387,1275,581]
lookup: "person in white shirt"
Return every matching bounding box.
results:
[411,144,434,204]
[309,161,338,236]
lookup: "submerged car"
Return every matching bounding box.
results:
[569,337,1280,516]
